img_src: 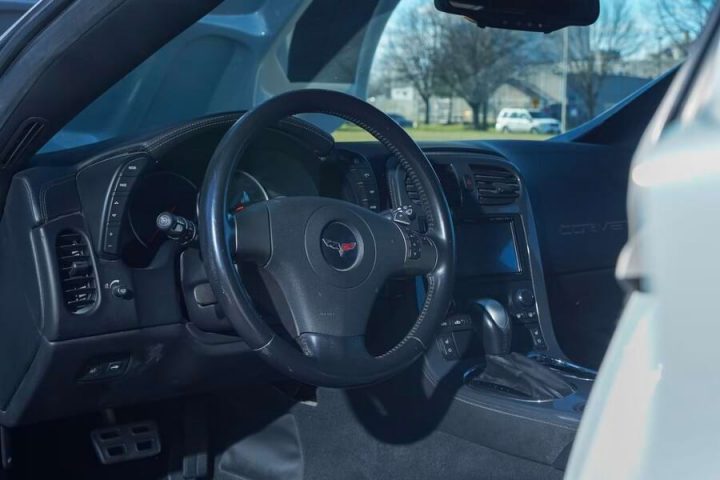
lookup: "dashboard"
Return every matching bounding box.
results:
[115,136,381,267]
[0,112,633,427]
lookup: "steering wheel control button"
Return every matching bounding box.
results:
[386,205,417,226]
[405,230,422,260]
[320,222,360,270]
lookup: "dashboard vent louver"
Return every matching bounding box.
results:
[471,165,520,205]
[55,230,98,314]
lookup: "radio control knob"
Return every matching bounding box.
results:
[514,288,535,307]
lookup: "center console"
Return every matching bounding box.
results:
[452,214,546,351]
[388,150,594,429]
[389,151,558,359]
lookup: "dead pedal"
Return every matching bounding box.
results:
[91,421,161,464]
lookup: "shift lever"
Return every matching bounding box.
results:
[467,298,574,400]
[470,299,511,355]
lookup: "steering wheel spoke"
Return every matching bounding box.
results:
[233,203,271,264]
[393,228,439,277]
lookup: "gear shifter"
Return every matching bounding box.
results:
[471,299,512,355]
[468,299,574,400]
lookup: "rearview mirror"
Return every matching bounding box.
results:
[434,0,600,33]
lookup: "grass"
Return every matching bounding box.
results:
[332,123,552,142]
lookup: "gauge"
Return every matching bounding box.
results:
[128,171,198,251]
[228,170,270,213]
[340,153,380,212]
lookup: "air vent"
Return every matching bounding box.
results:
[55,230,98,314]
[471,165,520,205]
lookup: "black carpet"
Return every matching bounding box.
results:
[8,385,565,479]
[214,387,564,480]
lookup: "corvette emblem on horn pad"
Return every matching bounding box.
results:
[322,238,357,257]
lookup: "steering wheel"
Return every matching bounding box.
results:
[199,90,455,387]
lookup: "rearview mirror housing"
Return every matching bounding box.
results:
[433,0,600,33]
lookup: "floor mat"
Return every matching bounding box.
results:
[214,387,563,480]
[8,401,182,480]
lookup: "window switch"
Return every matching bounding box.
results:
[106,359,129,377]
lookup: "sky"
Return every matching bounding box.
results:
[367,0,709,93]
[382,0,708,54]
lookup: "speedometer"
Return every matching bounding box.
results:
[228,171,269,213]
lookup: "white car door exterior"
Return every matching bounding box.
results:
[566,17,720,480]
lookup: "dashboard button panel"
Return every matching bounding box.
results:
[113,175,138,194]
[103,157,149,255]
[107,195,129,223]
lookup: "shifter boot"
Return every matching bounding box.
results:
[469,353,574,400]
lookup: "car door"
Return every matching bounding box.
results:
[566,4,720,479]
[507,111,520,131]
[519,112,533,132]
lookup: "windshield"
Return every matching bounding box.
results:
[41,0,714,151]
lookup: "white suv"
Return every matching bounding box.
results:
[495,108,561,134]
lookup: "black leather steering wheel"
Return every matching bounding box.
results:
[199,89,455,387]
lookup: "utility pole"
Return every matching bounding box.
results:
[561,27,569,133]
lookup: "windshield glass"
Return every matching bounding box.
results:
[42,0,714,151]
